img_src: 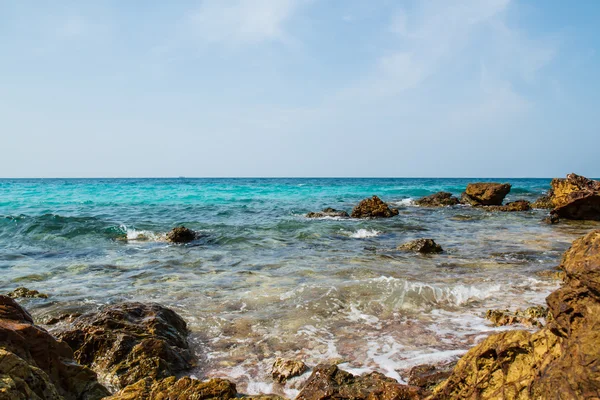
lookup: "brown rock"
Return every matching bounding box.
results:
[56,302,194,390]
[105,376,237,400]
[461,182,511,206]
[306,208,349,218]
[272,358,308,383]
[350,196,399,219]
[484,306,548,328]
[407,363,455,392]
[398,239,443,254]
[550,173,600,220]
[6,287,48,299]
[296,364,423,400]
[166,226,197,243]
[415,192,460,207]
[0,296,109,400]
[532,195,554,209]
[484,200,531,212]
[542,214,560,224]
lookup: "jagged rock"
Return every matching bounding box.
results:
[166,226,197,243]
[415,192,460,207]
[484,200,531,212]
[543,214,560,224]
[461,182,511,206]
[56,302,194,390]
[306,208,349,218]
[398,239,443,254]
[532,195,554,209]
[350,196,399,219]
[271,358,308,383]
[431,230,600,399]
[105,376,237,400]
[241,396,287,400]
[6,287,48,299]
[0,296,109,400]
[550,173,600,220]
[296,364,422,400]
[485,306,548,328]
[407,362,455,391]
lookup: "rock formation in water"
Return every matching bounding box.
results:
[461,183,511,206]
[6,286,49,299]
[484,200,531,212]
[105,376,237,400]
[549,174,600,220]
[532,195,554,209]
[415,192,460,207]
[306,208,350,218]
[166,226,197,243]
[484,306,548,328]
[271,358,308,383]
[398,239,443,254]
[351,196,399,218]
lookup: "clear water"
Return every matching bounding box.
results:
[1,178,598,396]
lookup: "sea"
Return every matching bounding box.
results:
[1,178,598,396]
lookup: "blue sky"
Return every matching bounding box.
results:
[1,0,598,177]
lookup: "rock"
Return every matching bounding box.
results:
[296,364,423,400]
[56,302,195,390]
[398,239,443,254]
[105,376,237,400]
[431,230,600,399]
[461,182,511,206]
[272,358,308,383]
[542,214,560,224]
[484,306,548,328]
[6,287,48,299]
[306,208,349,218]
[241,396,287,400]
[550,173,600,220]
[532,195,554,209]
[350,196,399,219]
[414,192,460,207]
[407,362,455,391]
[166,226,197,243]
[484,200,531,212]
[0,295,109,400]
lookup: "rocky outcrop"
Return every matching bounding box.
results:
[461,183,511,206]
[166,226,197,243]
[398,239,443,254]
[407,363,455,392]
[271,358,308,383]
[550,173,600,220]
[105,376,237,400]
[306,208,349,218]
[532,195,553,209]
[431,230,600,399]
[296,364,422,400]
[415,192,460,207]
[484,200,531,212]
[56,302,194,391]
[485,306,548,328]
[351,196,399,219]
[6,287,48,299]
[0,296,109,400]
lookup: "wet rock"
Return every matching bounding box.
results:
[414,192,460,207]
[56,302,194,390]
[166,226,197,243]
[272,358,308,383]
[461,182,511,206]
[0,295,109,400]
[241,395,288,400]
[306,208,349,218]
[40,312,82,325]
[431,229,600,399]
[542,214,560,224]
[398,238,443,254]
[6,286,48,299]
[532,195,554,209]
[407,362,455,391]
[350,196,399,219]
[105,376,237,400]
[550,173,600,220]
[296,364,423,400]
[484,200,531,212]
[485,306,548,328]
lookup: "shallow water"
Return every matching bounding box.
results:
[1,178,598,396]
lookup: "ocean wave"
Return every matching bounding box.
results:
[347,229,381,238]
[392,198,415,207]
[119,225,162,241]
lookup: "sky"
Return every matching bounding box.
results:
[0,0,599,178]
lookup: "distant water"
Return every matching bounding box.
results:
[1,178,598,396]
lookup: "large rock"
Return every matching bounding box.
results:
[306,208,349,218]
[415,192,460,207]
[166,226,197,243]
[351,196,399,219]
[105,376,237,400]
[56,302,194,391]
[0,296,109,400]
[461,182,511,206]
[431,230,600,399]
[532,195,554,209]
[550,173,600,220]
[398,239,443,254]
[296,364,422,400]
[484,200,531,212]
[271,358,308,383]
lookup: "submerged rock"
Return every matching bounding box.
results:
[485,306,548,328]
[415,192,460,207]
[350,196,399,219]
[461,182,511,206]
[272,358,308,383]
[0,295,109,400]
[550,173,600,220]
[306,208,349,218]
[166,226,197,243]
[6,286,48,299]
[431,229,600,399]
[105,376,237,400]
[398,238,443,254]
[542,214,560,224]
[296,364,422,400]
[532,195,554,209]
[56,302,194,390]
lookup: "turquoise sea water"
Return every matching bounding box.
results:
[1,178,598,395]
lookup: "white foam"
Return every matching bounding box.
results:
[393,198,415,207]
[121,224,160,241]
[348,229,381,238]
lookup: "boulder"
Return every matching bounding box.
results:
[484,200,531,212]
[532,195,554,209]
[484,306,548,328]
[6,287,48,299]
[306,208,349,218]
[415,192,460,207]
[461,182,511,206]
[271,358,308,383]
[56,302,194,390]
[350,196,399,219]
[105,376,237,400]
[296,364,422,400]
[550,174,600,220]
[166,226,197,243]
[398,239,443,254]
[407,363,455,392]
[0,296,109,400]
[431,230,600,399]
